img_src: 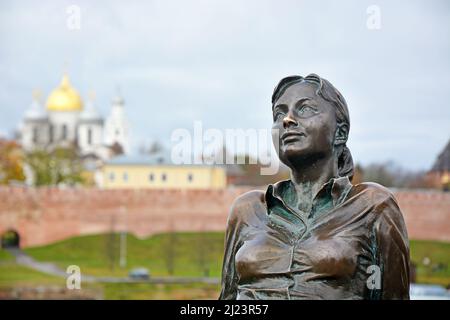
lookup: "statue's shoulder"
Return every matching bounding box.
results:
[352,181,395,200]
[227,189,266,225]
[351,181,404,218]
[353,182,409,248]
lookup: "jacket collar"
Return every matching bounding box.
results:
[265,176,353,214]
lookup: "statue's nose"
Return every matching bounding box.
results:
[283,114,298,129]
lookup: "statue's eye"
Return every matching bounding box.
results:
[274,111,285,121]
[298,105,318,118]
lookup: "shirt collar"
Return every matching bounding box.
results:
[265,176,352,213]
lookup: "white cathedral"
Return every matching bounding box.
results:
[19,73,129,165]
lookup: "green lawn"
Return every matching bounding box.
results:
[103,282,220,300]
[24,232,225,278]
[0,263,63,287]
[1,232,225,299]
[0,248,14,261]
[0,262,219,299]
[410,240,450,286]
[0,233,449,299]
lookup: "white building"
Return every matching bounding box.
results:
[20,73,129,164]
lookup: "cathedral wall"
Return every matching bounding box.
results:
[77,121,104,154]
[48,111,80,144]
[21,119,50,150]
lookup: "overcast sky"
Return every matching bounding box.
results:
[0,0,449,170]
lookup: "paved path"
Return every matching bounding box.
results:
[5,248,220,284]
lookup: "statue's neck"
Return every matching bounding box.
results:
[289,156,338,211]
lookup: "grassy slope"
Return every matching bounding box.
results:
[1,232,226,299]
[0,264,63,287]
[410,240,450,286]
[0,260,219,299]
[0,248,14,261]
[103,282,220,300]
[2,232,225,299]
[24,232,225,278]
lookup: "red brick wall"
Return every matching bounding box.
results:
[0,186,449,247]
[395,190,450,242]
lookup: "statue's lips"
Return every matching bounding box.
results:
[281,131,306,142]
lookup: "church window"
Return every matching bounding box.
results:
[88,127,92,145]
[62,124,67,140]
[148,173,154,182]
[161,173,167,182]
[49,125,54,143]
[188,173,193,182]
[32,127,38,143]
[123,172,128,182]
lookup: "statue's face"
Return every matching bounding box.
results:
[272,82,338,168]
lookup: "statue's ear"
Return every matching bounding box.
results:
[334,123,348,146]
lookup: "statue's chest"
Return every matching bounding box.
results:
[235,215,367,281]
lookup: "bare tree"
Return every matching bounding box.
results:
[105,215,118,271]
[195,227,212,277]
[162,220,177,276]
[361,161,430,188]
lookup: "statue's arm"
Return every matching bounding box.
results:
[219,215,239,299]
[219,190,264,300]
[374,194,410,299]
[219,202,242,300]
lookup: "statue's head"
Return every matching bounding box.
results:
[271,74,354,180]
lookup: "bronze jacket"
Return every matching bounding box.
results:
[219,176,410,300]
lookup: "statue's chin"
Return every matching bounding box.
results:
[279,144,330,171]
[280,140,309,156]
[279,148,311,169]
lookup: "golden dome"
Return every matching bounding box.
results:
[46,74,83,111]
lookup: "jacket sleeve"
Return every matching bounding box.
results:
[218,203,242,300]
[374,194,410,299]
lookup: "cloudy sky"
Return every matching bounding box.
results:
[0,0,449,170]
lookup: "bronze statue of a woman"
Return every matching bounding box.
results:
[219,74,410,300]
